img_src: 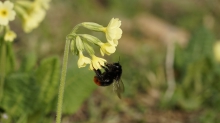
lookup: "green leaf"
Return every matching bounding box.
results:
[35,56,60,112]
[0,41,15,75]
[2,73,39,118]
[175,26,215,70]
[172,27,220,110]
[63,58,97,114]
[20,52,37,72]
[6,42,15,73]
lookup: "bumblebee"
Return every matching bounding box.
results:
[93,62,124,98]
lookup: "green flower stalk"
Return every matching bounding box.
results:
[56,18,122,123]
[56,39,70,123]
[0,1,16,103]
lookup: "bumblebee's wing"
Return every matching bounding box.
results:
[113,79,124,99]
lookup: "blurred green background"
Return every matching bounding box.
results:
[2,0,220,122]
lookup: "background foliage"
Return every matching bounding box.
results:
[1,0,220,123]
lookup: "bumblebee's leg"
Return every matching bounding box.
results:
[105,63,114,70]
[101,65,109,72]
[93,69,102,78]
[91,63,102,78]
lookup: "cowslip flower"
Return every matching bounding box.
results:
[68,18,123,70]
[99,42,116,56]
[79,34,116,56]
[35,0,51,10]
[4,30,16,42]
[102,18,122,46]
[90,55,106,70]
[0,1,16,26]
[23,8,45,32]
[15,0,48,33]
[82,18,122,46]
[214,41,220,62]
[78,51,91,68]
[23,6,46,32]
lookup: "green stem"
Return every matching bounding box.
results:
[70,24,82,34]
[0,41,6,103]
[56,39,70,123]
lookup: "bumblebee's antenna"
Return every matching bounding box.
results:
[118,56,120,63]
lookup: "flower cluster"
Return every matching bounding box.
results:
[0,0,51,42]
[14,0,51,33]
[68,18,122,70]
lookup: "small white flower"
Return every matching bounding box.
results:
[0,1,16,26]
[78,51,91,68]
[99,42,116,56]
[2,113,8,119]
[4,30,16,42]
[90,55,106,70]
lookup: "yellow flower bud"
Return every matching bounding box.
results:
[76,36,84,51]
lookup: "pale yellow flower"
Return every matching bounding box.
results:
[35,0,51,10]
[23,5,46,33]
[0,1,16,26]
[90,55,106,70]
[99,42,116,56]
[214,41,220,62]
[4,30,16,42]
[15,0,48,33]
[102,18,122,46]
[78,51,91,68]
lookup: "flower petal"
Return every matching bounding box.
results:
[4,1,14,9]
[104,18,122,46]
[91,55,107,70]
[0,1,16,26]
[100,43,116,56]
[100,48,104,56]
[77,51,91,68]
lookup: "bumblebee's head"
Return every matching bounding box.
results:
[113,62,122,69]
